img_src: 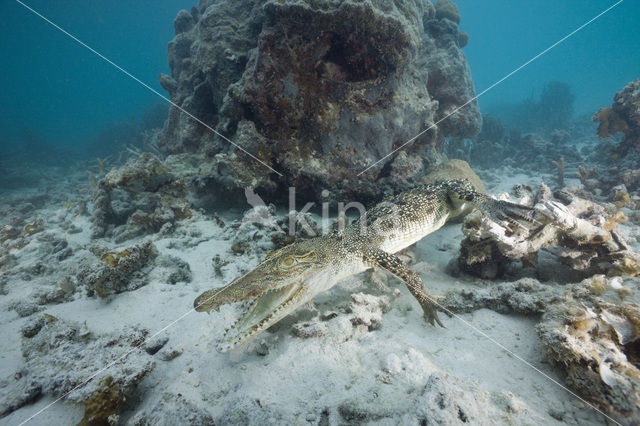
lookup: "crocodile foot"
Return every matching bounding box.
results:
[420,295,451,327]
[481,198,546,233]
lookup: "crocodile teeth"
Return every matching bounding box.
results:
[216,283,305,352]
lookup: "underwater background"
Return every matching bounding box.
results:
[1,0,640,425]
[0,0,638,154]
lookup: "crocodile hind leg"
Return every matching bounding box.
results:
[362,247,449,327]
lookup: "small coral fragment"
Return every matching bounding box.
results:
[79,241,157,297]
[100,249,132,268]
[575,164,596,185]
[551,157,564,187]
[23,219,44,236]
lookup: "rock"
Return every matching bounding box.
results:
[158,73,178,94]
[158,346,183,361]
[255,340,269,356]
[144,336,169,355]
[292,320,329,338]
[348,293,390,330]
[434,0,461,24]
[415,373,481,424]
[441,278,555,314]
[91,153,191,239]
[104,153,171,193]
[174,9,194,34]
[78,376,123,426]
[0,375,41,418]
[458,30,469,48]
[20,316,48,338]
[9,301,42,318]
[35,278,77,305]
[152,254,192,284]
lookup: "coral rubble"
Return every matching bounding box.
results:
[442,274,640,424]
[537,275,640,424]
[157,0,480,201]
[442,278,554,314]
[0,316,154,420]
[458,183,640,279]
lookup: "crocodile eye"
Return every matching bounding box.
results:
[281,257,295,268]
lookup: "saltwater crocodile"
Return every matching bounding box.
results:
[195,179,538,352]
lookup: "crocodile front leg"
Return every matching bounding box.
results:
[472,194,540,230]
[362,247,449,327]
[442,179,540,231]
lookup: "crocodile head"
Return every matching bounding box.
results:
[194,237,336,352]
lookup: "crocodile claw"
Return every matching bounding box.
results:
[482,199,546,233]
[495,200,537,223]
[421,296,450,328]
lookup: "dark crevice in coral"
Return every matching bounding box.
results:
[317,31,392,82]
[376,156,395,179]
[623,339,640,369]
[191,82,217,127]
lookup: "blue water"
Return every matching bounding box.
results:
[0,0,193,149]
[457,0,639,116]
[0,0,638,151]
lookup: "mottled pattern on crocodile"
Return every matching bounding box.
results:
[195,179,538,352]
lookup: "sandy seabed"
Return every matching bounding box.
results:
[0,166,635,425]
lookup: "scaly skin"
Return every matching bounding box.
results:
[194,179,538,352]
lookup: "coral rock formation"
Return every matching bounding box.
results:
[158,0,480,201]
[594,79,640,154]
